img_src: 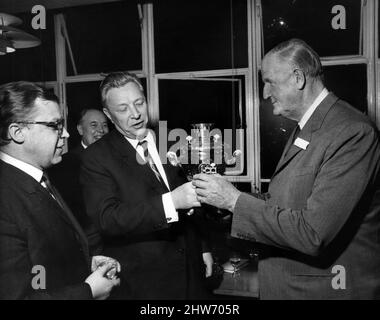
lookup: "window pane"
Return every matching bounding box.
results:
[262,0,361,56]
[158,77,247,175]
[0,11,56,84]
[259,64,367,179]
[63,2,142,75]
[324,64,367,114]
[154,0,248,73]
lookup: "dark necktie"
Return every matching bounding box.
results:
[40,172,90,262]
[138,140,168,191]
[41,172,67,210]
[41,172,72,220]
[291,125,301,145]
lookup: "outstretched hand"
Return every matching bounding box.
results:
[192,174,241,212]
[171,181,201,210]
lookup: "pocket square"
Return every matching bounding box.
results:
[294,137,309,150]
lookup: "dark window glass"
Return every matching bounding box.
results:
[63,2,142,75]
[158,77,247,175]
[262,0,361,56]
[324,64,367,114]
[0,11,56,84]
[259,64,367,179]
[154,0,248,73]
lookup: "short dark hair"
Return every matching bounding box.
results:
[0,81,59,146]
[100,71,144,108]
[268,38,324,81]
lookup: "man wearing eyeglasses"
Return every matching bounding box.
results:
[0,81,120,299]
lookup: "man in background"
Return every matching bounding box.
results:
[0,81,120,299]
[193,38,380,299]
[81,71,213,299]
[49,108,109,253]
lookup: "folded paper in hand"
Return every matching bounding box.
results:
[222,258,249,273]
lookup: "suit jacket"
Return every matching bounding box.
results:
[0,160,92,300]
[49,144,102,254]
[80,130,209,299]
[231,93,380,299]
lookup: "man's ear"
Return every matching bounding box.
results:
[8,123,26,144]
[77,123,83,136]
[293,69,306,90]
[103,108,113,124]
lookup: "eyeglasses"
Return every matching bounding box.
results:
[16,119,65,136]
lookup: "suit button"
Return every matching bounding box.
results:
[177,248,184,254]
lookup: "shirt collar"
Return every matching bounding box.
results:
[0,151,43,182]
[298,88,329,129]
[125,131,155,149]
[81,140,88,149]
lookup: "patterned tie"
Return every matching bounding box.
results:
[138,140,168,191]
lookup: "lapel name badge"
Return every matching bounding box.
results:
[294,137,309,150]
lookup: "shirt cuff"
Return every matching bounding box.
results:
[162,192,179,223]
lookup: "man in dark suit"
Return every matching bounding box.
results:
[80,71,213,299]
[0,81,120,299]
[49,109,109,253]
[193,39,380,299]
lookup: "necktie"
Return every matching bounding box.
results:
[291,125,301,145]
[138,140,168,191]
[41,172,66,209]
[40,172,90,263]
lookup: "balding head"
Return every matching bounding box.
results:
[77,109,109,147]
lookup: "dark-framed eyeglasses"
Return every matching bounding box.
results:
[16,119,65,136]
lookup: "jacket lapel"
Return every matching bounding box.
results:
[271,93,339,179]
[35,183,90,262]
[1,162,90,263]
[108,130,168,193]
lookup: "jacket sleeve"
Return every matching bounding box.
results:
[80,149,169,237]
[231,122,380,256]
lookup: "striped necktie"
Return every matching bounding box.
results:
[138,140,168,191]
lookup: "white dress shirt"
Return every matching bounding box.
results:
[298,88,329,129]
[125,132,178,223]
[0,151,43,182]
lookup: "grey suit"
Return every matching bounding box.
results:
[232,93,380,299]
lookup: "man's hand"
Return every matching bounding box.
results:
[202,252,213,278]
[192,174,241,212]
[91,255,121,279]
[171,181,201,210]
[85,262,120,300]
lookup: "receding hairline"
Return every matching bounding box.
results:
[100,72,144,109]
[264,38,323,80]
[102,81,145,109]
[79,108,107,124]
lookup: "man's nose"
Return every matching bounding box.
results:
[130,105,140,119]
[61,127,70,139]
